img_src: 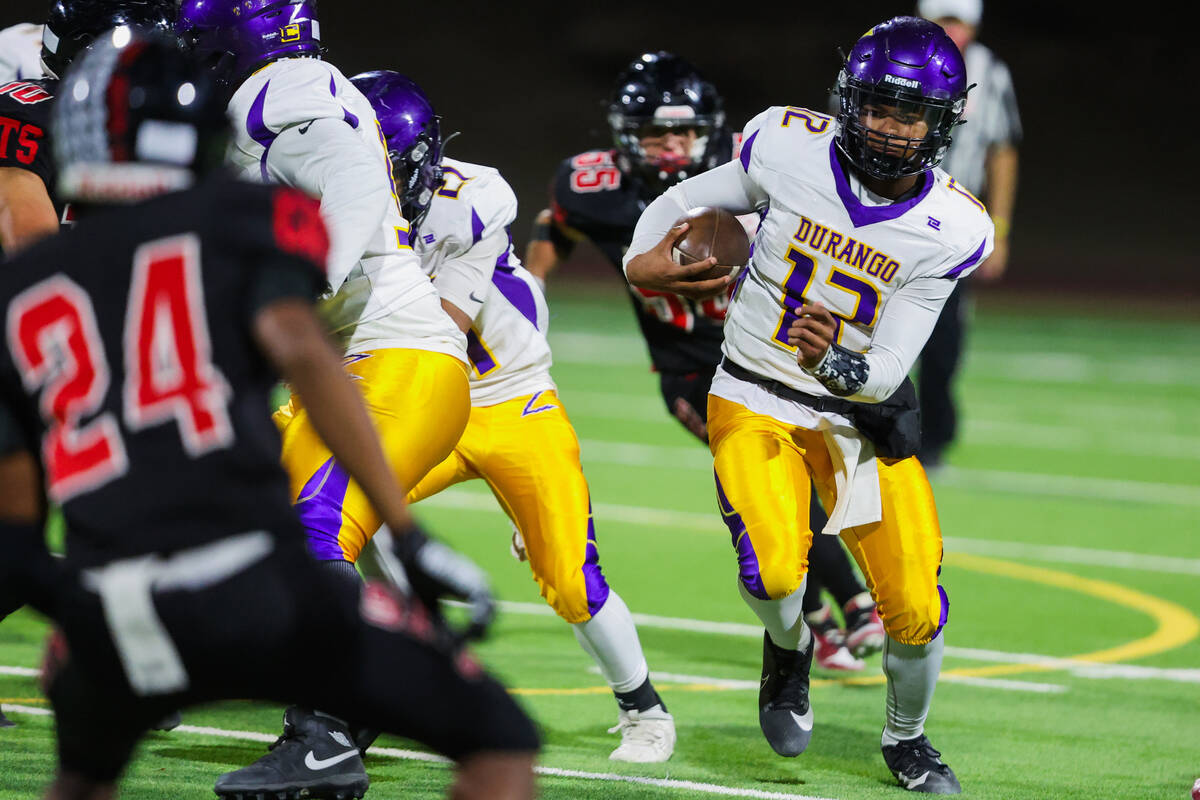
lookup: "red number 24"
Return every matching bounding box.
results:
[7,234,233,503]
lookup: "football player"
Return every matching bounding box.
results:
[624,17,989,793]
[353,69,676,763]
[525,51,883,671]
[0,31,536,800]
[0,1,176,254]
[175,2,478,794]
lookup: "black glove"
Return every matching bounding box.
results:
[378,523,495,643]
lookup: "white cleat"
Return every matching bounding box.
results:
[510,524,528,562]
[607,705,676,763]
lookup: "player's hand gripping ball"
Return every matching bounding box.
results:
[671,206,751,281]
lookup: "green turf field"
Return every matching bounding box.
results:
[2,282,1198,799]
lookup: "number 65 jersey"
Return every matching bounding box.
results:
[633,105,994,404]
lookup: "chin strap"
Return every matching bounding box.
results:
[805,342,868,397]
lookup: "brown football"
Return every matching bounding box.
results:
[672,206,752,281]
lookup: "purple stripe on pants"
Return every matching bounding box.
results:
[583,500,611,617]
[933,584,950,639]
[715,473,769,600]
[295,456,352,561]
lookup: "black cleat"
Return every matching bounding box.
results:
[882,734,962,793]
[214,707,369,800]
[151,710,182,731]
[758,631,814,757]
[0,708,14,728]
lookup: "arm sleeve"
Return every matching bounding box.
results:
[622,159,767,273]
[434,227,507,324]
[853,275,956,402]
[434,179,517,323]
[264,118,390,292]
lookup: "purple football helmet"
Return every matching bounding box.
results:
[350,70,443,235]
[177,0,321,84]
[835,16,967,180]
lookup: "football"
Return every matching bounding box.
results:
[671,206,752,281]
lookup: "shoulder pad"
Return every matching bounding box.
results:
[230,59,349,134]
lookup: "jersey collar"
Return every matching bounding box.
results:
[829,141,933,228]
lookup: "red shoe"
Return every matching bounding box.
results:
[805,603,864,672]
[843,592,886,658]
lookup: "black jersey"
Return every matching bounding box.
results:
[0,177,328,567]
[549,148,728,374]
[0,78,67,222]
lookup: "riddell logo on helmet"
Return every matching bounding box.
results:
[883,74,920,89]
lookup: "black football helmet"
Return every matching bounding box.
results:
[40,0,176,79]
[53,29,230,204]
[607,51,730,192]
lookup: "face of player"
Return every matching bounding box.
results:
[638,126,699,164]
[859,101,931,160]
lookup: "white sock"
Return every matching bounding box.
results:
[572,590,648,693]
[738,577,812,652]
[880,634,945,745]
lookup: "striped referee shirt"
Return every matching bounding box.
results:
[942,41,1022,197]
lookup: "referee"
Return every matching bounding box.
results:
[915,0,1021,469]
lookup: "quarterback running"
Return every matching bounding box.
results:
[625,16,992,793]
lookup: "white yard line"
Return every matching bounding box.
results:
[489,601,1199,685]
[542,437,1200,508]
[591,666,1068,695]
[419,487,1200,574]
[0,705,838,800]
[546,332,1200,386]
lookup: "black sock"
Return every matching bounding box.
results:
[615,677,666,713]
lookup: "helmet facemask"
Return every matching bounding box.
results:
[388,121,443,237]
[609,107,723,190]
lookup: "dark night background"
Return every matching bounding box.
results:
[4,1,1196,305]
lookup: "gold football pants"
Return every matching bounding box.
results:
[708,394,947,645]
[275,349,469,563]
[407,390,609,624]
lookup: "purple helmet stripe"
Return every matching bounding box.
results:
[295,457,353,561]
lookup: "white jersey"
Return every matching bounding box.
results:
[629,105,993,404]
[225,58,464,359]
[625,105,992,532]
[415,157,554,406]
[0,23,43,82]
